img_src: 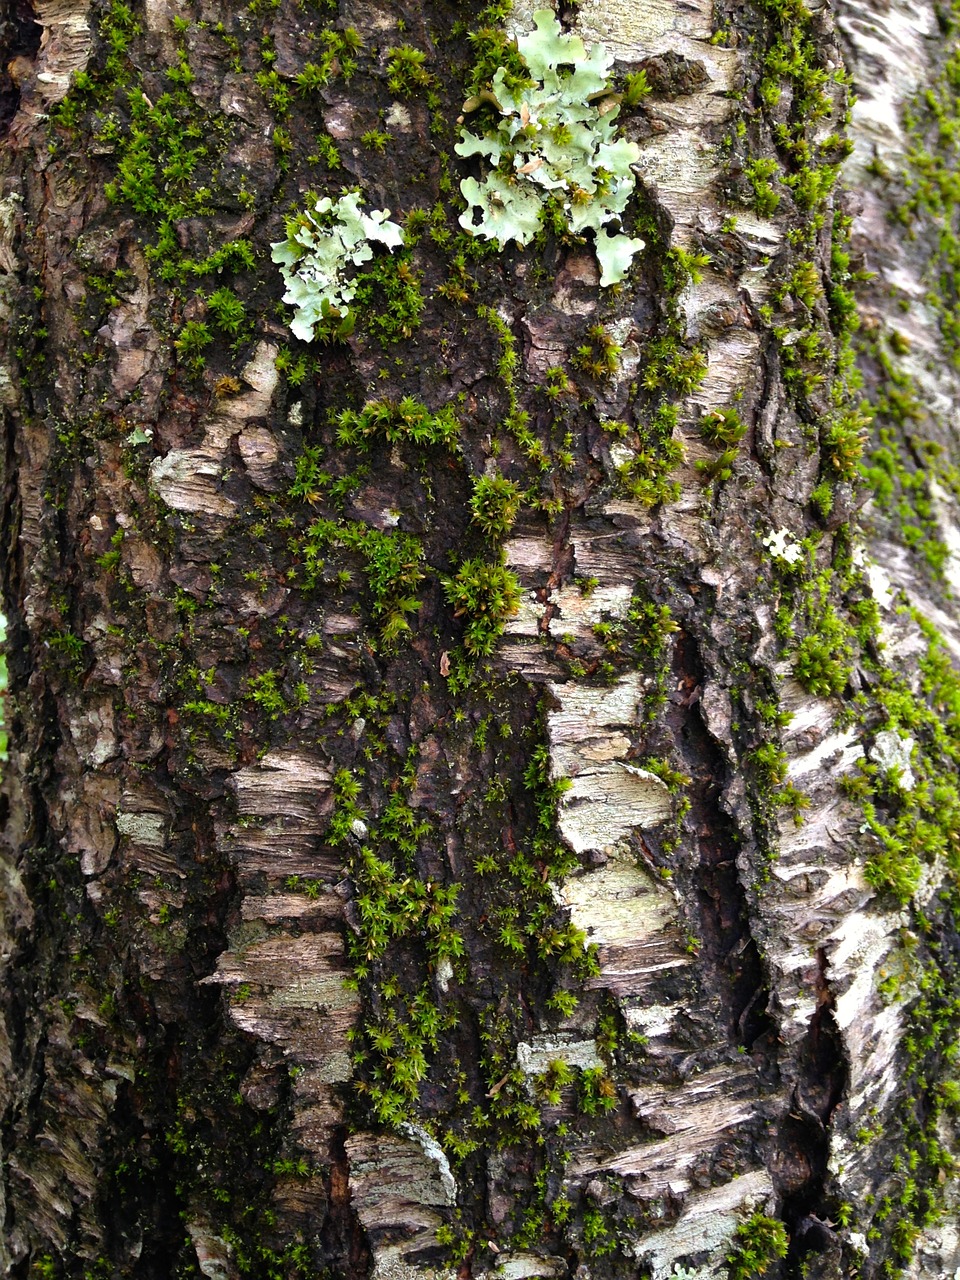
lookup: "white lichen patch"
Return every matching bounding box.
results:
[271,192,403,341]
[762,528,804,565]
[869,729,916,790]
[456,10,643,283]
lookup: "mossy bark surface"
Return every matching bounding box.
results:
[3,1,960,1278]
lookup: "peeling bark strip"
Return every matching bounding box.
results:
[4,0,960,1277]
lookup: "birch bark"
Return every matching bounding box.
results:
[2,1,960,1278]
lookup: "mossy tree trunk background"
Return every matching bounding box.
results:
[4,0,960,1277]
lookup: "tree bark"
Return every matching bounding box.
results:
[2,0,960,1278]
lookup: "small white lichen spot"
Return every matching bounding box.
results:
[270,192,404,341]
[869,729,916,790]
[762,528,803,565]
[455,9,643,284]
[435,955,454,993]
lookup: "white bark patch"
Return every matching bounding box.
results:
[927,479,960,598]
[870,540,960,664]
[149,342,279,516]
[626,1170,775,1280]
[786,726,863,780]
[516,1034,602,1077]
[240,341,280,400]
[186,1222,237,1280]
[555,765,673,855]
[67,696,119,768]
[505,590,546,639]
[864,558,896,611]
[545,582,634,639]
[623,1004,676,1039]
[149,450,237,518]
[229,751,332,819]
[238,427,281,490]
[96,245,162,396]
[627,1063,758,1140]
[503,534,636,650]
[345,1132,458,1280]
[689,329,761,410]
[208,932,355,1012]
[769,795,878,1043]
[838,0,936,185]
[576,0,715,52]
[558,854,677,947]
[633,129,722,224]
[576,1064,759,1204]
[559,849,692,1001]
[399,1123,458,1207]
[212,748,355,1159]
[115,811,166,850]
[33,0,93,104]
[547,675,673,853]
[828,910,909,1116]
[475,1256,566,1280]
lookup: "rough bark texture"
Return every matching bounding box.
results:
[4,0,960,1278]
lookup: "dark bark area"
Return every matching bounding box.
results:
[2,1,960,1278]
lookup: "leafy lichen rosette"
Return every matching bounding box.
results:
[455,10,644,286]
[271,191,404,342]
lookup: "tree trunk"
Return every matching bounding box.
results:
[2,0,960,1277]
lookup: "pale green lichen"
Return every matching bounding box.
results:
[271,191,404,341]
[455,10,644,285]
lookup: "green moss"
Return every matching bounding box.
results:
[701,407,747,447]
[465,25,531,95]
[352,252,425,343]
[622,69,651,107]
[861,334,951,579]
[577,1066,618,1117]
[443,556,522,655]
[335,397,458,451]
[571,323,621,382]
[726,1212,788,1280]
[744,157,781,216]
[386,44,436,97]
[469,473,522,539]
[174,320,213,372]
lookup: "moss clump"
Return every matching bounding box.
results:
[726,1212,788,1280]
[443,556,522,655]
[335,398,458,451]
[469,473,522,540]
